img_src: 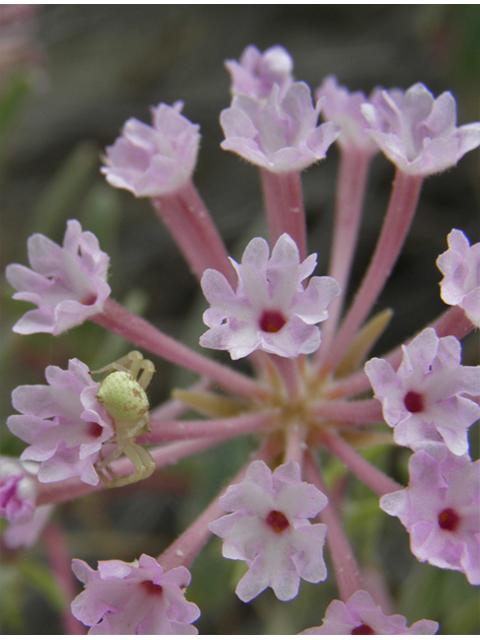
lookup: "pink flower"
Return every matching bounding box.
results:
[361,82,480,175]
[5,219,111,335]
[436,229,480,327]
[315,76,379,154]
[208,460,328,602]
[101,102,200,197]
[0,458,37,524]
[200,233,341,360]
[225,44,294,99]
[7,358,113,485]
[365,328,480,456]
[220,81,341,173]
[301,589,439,634]
[71,554,200,634]
[380,444,480,585]
[0,457,54,550]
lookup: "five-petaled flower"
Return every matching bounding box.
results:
[365,327,480,456]
[380,443,480,585]
[225,44,294,99]
[101,101,200,197]
[220,80,341,173]
[361,82,480,175]
[315,75,379,154]
[200,233,341,359]
[5,219,111,335]
[209,460,328,603]
[7,358,113,486]
[436,229,480,328]
[71,554,200,634]
[301,589,439,635]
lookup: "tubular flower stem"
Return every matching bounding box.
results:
[284,421,307,467]
[320,169,424,375]
[304,454,365,602]
[144,411,278,443]
[260,169,307,260]
[159,438,279,573]
[91,298,267,401]
[150,180,236,287]
[319,148,373,352]
[43,522,85,635]
[320,430,403,496]
[311,398,384,425]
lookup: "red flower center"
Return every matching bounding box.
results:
[438,507,460,532]
[265,510,290,533]
[403,390,424,413]
[352,624,375,634]
[141,580,164,596]
[259,310,287,333]
[86,422,103,439]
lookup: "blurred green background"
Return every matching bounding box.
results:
[1,5,479,634]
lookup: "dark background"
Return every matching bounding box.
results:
[1,5,479,634]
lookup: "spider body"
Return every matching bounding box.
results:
[91,351,156,488]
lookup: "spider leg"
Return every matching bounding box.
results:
[101,443,155,488]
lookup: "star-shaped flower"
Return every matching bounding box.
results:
[5,219,110,335]
[200,233,341,360]
[71,554,200,634]
[437,229,480,327]
[209,460,328,602]
[7,359,113,485]
[380,444,480,585]
[301,589,439,635]
[101,101,200,197]
[361,82,480,175]
[365,327,480,455]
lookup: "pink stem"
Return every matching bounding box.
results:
[143,410,277,443]
[158,438,279,572]
[321,430,402,496]
[284,421,307,467]
[320,169,424,375]
[318,149,373,353]
[91,298,266,401]
[268,353,301,400]
[151,180,236,286]
[260,169,307,260]
[305,454,364,602]
[37,436,236,507]
[43,522,85,635]
[311,398,383,424]
[149,379,211,421]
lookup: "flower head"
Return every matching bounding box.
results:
[7,358,113,485]
[220,81,340,173]
[437,229,480,327]
[225,44,294,99]
[101,101,200,197]
[301,589,439,634]
[315,76,379,154]
[380,444,480,585]
[365,327,480,456]
[209,460,328,602]
[361,82,480,175]
[200,233,341,359]
[71,554,200,634]
[5,219,110,335]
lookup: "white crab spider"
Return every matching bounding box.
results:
[91,350,156,488]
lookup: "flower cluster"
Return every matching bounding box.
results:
[3,43,480,635]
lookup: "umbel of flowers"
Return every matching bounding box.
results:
[4,44,480,634]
